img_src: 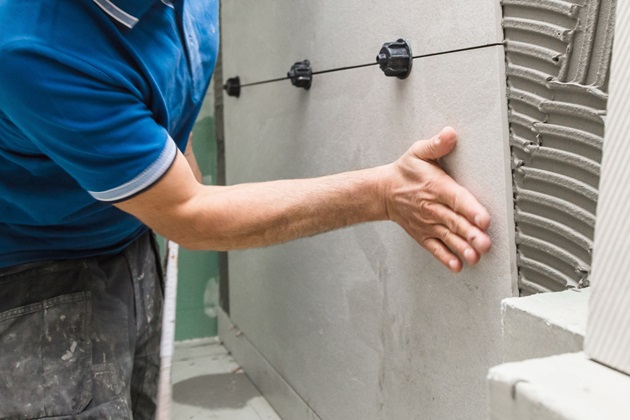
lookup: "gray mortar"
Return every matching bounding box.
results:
[502,0,617,294]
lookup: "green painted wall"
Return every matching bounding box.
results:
[160,86,220,341]
[175,106,220,341]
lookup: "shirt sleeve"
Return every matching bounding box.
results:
[0,41,177,202]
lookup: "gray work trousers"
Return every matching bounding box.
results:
[0,232,163,419]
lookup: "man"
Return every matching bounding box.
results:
[0,0,491,418]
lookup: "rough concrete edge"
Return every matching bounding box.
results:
[496,39,520,299]
[502,310,584,363]
[486,353,583,420]
[502,288,589,336]
[501,289,588,363]
[218,308,321,420]
[487,352,630,420]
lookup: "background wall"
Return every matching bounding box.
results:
[161,84,221,341]
[220,1,517,419]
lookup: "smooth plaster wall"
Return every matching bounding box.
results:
[503,0,616,295]
[221,2,516,419]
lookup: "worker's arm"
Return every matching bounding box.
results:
[115,127,491,272]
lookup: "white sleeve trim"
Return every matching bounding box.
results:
[88,137,177,202]
[91,0,139,29]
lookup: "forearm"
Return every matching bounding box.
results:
[116,128,493,272]
[116,151,388,250]
[185,167,388,250]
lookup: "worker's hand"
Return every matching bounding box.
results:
[381,127,492,272]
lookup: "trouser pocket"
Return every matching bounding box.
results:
[0,292,92,419]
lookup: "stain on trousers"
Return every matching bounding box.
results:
[0,231,163,419]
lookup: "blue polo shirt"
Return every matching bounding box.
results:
[0,0,219,268]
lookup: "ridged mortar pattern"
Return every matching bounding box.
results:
[502,0,616,295]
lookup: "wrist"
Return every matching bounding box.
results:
[363,165,392,222]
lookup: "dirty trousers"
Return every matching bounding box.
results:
[0,232,163,419]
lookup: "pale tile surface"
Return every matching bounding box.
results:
[224,45,516,420]
[172,338,281,420]
[222,0,503,83]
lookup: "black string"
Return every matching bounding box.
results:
[240,76,291,88]
[236,42,505,89]
[413,42,504,60]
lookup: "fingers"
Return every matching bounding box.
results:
[411,127,457,162]
[433,225,481,266]
[431,175,491,231]
[426,203,492,254]
[421,225,485,273]
[398,126,494,272]
[410,127,491,230]
[422,238,462,273]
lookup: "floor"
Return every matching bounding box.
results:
[172,337,281,420]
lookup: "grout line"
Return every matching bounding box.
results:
[236,41,505,89]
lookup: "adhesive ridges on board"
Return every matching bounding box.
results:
[502,0,617,295]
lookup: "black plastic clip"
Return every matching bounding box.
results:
[224,76,241,98]
[376,39,413,79]
[287,60,313,90]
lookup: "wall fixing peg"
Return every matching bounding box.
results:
[287,60,313,90]
[224,76,241,98]
[376,39,413,79]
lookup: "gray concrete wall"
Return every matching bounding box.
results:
[221,2,516,419]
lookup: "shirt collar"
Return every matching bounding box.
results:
[91,0,158,29]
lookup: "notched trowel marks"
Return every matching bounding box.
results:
[502,0,616,294]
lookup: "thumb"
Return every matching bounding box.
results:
[411,126,457,161]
